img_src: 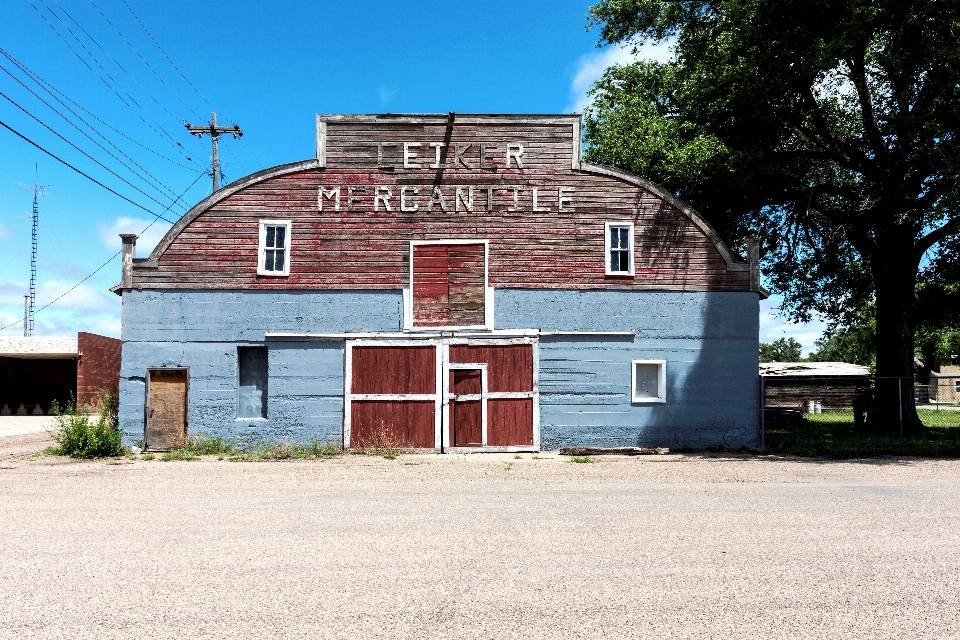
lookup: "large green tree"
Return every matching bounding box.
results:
[584,0,960,434]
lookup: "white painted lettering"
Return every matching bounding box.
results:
[374,186,393,212]
[429,143,446,168]
[377,143,396,169]
[532,187,548,212]
[484,185,495,211]
[558,187,575,212]
[507,186,523,212]
[403,142,421,169]
[400,186,419,212]
[318,186,340,211]
[506,143,524,168]
[480,144,497,169]
[347,186,365,212]
[455,144,473,168]
[428,186,449,212]
[455,186,474,212]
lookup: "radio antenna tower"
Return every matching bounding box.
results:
[19,164,53,337]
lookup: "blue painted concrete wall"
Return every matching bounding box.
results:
[119,290,401,446]
[119,288,758,449]
[496,290,759,449]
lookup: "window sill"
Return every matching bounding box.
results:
[631,398,666,404]
[604,272,635,277]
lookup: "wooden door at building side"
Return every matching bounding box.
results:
[145,369,188,451]
[350,346,437,449]
[449,345,534,447]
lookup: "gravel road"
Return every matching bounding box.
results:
[1,441,958,639]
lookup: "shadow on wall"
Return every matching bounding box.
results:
[636,290,759,449]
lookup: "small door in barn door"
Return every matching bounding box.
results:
[144,368,188,451]
[449,367,485,447]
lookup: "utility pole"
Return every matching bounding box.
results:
[185,112,242,192]
[19,164,52,337]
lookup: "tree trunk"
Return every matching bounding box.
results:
[871,251,924,437]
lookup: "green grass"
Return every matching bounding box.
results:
[140,453,155,461]
[153,435,345,461]
[765,410,960,458]
[569,456,596,464]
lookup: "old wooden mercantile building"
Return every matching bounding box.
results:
[117,114,761,451]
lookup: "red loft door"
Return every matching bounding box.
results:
[412,243,486,327]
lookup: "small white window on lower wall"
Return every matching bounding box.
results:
[632,359,666,403]
[258,220,291,276]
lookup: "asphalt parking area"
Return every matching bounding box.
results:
[1,443,958,639]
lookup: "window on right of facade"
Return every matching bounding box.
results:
[632,359,666,403]
[605,222,634,275]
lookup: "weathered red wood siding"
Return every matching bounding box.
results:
[449,345,533,392]
[134,119,749,292]
[351,401,434,448]
[351,346,434,395]
[413,243,485,326]
[487,399,534,446]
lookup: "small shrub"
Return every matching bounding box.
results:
[47,396,125,459]
[140,453,155,461]
[569,456,596,464]
[513,453,522,459]
[187,434,236,456]
[504,461,515,471]
[354,421,402,459]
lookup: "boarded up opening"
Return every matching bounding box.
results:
[145,368,188,451]
[413,243,486,327]
[349,346,436,448]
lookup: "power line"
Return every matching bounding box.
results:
[87,0,202,120]
[0,63,186,206]
[28,0,195,162]
[49,0,199,137]
[0,171,205,333]
[120,0,263,170]
[0,90,183,213]
[0,118,176,224]
[0,46,198,171]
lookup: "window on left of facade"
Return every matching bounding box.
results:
[258,220,291,276]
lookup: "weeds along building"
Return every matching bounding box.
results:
[116,114,763,452]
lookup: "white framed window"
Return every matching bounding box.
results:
[605,222,634,275]
[258,220,291,276]
[955,380,960,393]
[631,359,666,403]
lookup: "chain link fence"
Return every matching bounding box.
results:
[760,374,960,457]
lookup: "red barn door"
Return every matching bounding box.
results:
[348,345,438,449]
[448,344,534,448]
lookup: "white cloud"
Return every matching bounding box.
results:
[98,216,172,257]
[0,278,120,337]
[566,40,674,113]
[379,86,397,105]
[760,295,827,356]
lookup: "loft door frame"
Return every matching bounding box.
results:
[443,362,488,452]
[343,340,443,450]
[143,366,189,452]
[404,239,493,331]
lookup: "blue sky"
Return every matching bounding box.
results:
[0,0,817,349]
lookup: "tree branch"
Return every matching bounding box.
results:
[845,56,887,161]
[916,216,960,256]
